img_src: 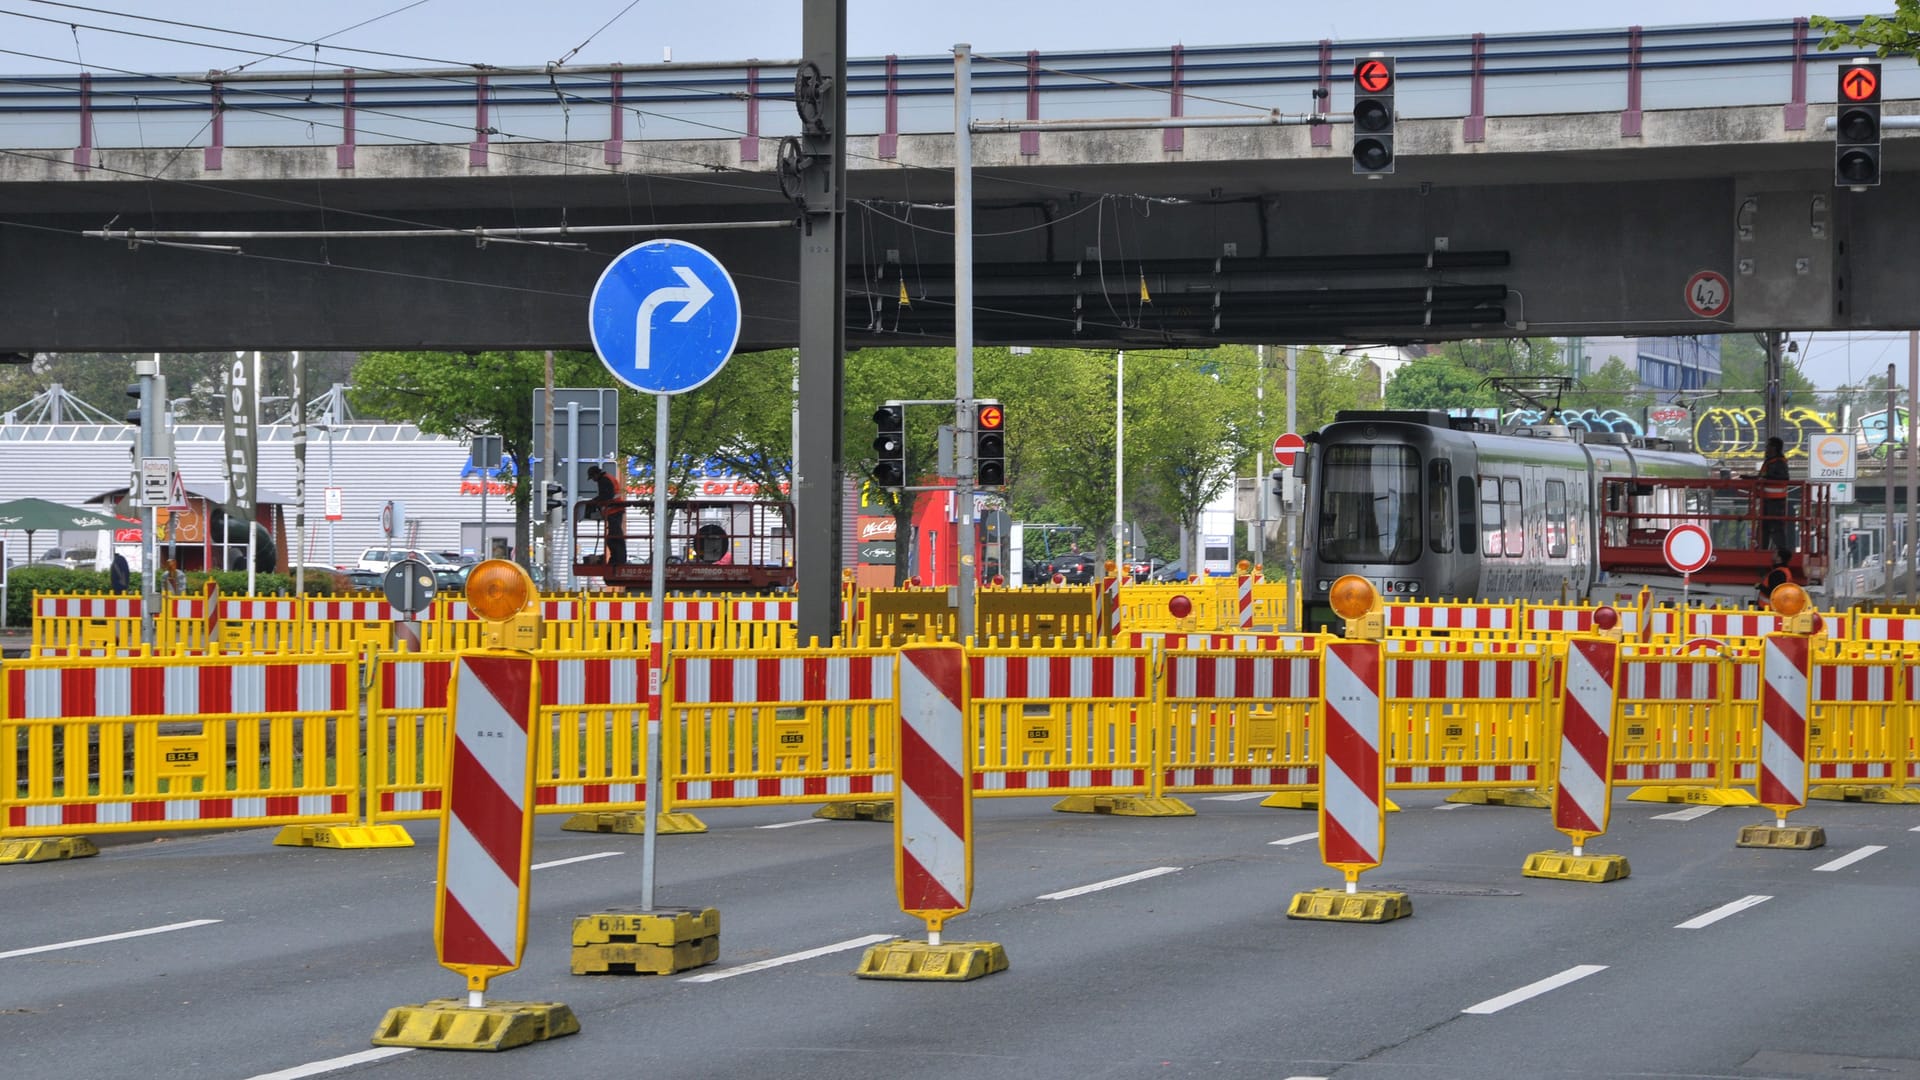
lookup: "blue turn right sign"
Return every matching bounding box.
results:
[588,239,742,395]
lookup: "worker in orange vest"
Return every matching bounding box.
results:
[1751,436,1792,561]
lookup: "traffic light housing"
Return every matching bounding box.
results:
[1836,61,1882,189]
[975,401,1006,487]
[1352,56,1395,176]
[871,403,906,488]
[124,382,144,427]
[544,481,566,514]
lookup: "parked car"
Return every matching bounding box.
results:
[1037,553,1099,585]
[345,569,384,592]
[356,547,432,574]
[1128,557,1170,583]
[1149,559,1189,582]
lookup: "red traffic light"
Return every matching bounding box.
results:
[978,403,1003,430]
[1355,58,1392,93]
[1840,64,1879,103]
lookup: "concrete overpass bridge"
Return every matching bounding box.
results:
[0,16,1910,353]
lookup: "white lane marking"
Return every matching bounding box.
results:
[0,918,221,960]
[243,1047,413,1080]
[1202,792,1273,802]
[1038,866,1183,901]
[1652,805,1719,821]
[1462,964,1608,1015]
[531,851,623,871]
[1813,845,1887,872]
[1674,894,1771,929]
[1434,803,1469,811]
[1911,824,1920,833]
[681,933,893,984]
[757,818,828,829]
[1270,832,1319,847]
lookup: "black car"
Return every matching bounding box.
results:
[1038,553,1099,585]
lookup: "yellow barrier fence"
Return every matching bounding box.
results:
[666,649,895,808]
[1382,599,1521,641]
[3,652,360,838]
[1807,657,1917,802]
[30,595,143,655]
[1610,652,1737,801]
[1381,652,1548,796]
[969,649,1157,799]
[1159,646,1317,795]
[576,598,729,651]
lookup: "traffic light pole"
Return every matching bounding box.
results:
[134,356,159,646]
[954,43,978,637]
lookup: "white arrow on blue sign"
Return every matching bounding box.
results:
[588,239,742,395]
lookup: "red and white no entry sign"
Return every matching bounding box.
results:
[1662,524,1713,575]
[1684,270,1731,319]
[1273,432,1306,467]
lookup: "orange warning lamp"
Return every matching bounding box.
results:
[466,558,542,650]
[1768,582,1820,635]
[1591,605,1621,639]
[1329,574,1383,640]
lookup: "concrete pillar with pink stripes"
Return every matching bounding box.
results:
[856,643,1008,981]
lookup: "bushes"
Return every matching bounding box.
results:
[3,566,114,625]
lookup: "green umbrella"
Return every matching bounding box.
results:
[0,497,121,563]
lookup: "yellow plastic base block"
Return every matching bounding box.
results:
[1052,794,1195,817]
[1447,788,1551,809]
[1627,786,1758,806]
[1522,850,1631,882]
[571,907,719,976]
[1736,823,1827,850]
[1810,784,1920,805]
[0,836,100,864]
[573,939,719,975]
[853,939,1009,981]
[370,999,580,1052]
[1285,888,1413,923]
[1260,792,1401,812]
[813,801,894,822]
[559,810,707,835]
[273,824,414,849]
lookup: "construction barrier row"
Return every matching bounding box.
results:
[8,636,1914,851]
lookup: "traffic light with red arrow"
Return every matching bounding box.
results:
[1836,62,1881,189]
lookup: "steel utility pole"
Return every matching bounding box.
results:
[1888,363,1898,603]
[953,42,979,635]
[793,0,848,645]
[1763,331,1783,443]
[1909,330,1918,601]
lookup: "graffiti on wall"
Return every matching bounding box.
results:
[1502,408,1643,436]
[1690,406,1838,457]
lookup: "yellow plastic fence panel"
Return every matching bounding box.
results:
[304,597,394,656]
[2,653,360,838]
[534,653,654,815]
[576,598,726,651]
[1852,612,1920,652]
[863,588,958,646]
[975,587,1099,645]
[1807,658,1911,794]
[1128,631,1319,652]
[1382,600,1519,641]
[1381,652,1546,791]
[1119,583,1224,632]
[667,649,895,808]
[366,652,457,822]
[725,599,800,650]
[423,597,584,652]
[1250,580,1289,630]
[1609,653,1734,795]
[1384,638,1548,656]
[32,594,143,654]
[1159,647,1318,795]
[969,649,1154,798]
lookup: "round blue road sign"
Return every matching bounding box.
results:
[588,239,742,395]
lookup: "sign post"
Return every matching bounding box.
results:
[588,238,741,919]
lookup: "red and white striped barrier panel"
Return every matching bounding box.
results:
[1237,575,1254,630]
[896,644,972,930]
[538,656,646,707]
[673,655,892,703]
[587,599,722,623]
[1688,611,1778,640]
[1384,638,1542,654]
[1319,642,1386,873]
[1806,660,1900,783]
[1165,654,1315,700]
[437,654,538,989]
[1384,603,1513,633]
[8,660,349,718]
[1758,634,1811,814]
[1384,657,1540,699]
[971,654,1146,699]
[1814,664,1892,702]
[375,657,454,815]
[1127,632,1310,651]
[220,599,298,622]
[1526,608,1593,635]
[1104,576,1121,638]
[309,600,392,621]
[1554,638,1619,840]
[37,597,141,619]
[1622,659,1719,700]
[730,600,795,621]
[1856,616,1920,642]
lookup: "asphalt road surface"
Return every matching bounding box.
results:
[3,791,1916,1080]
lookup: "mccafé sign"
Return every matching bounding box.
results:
[858,516,896,541]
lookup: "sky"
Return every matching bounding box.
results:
[0,0,1890,392]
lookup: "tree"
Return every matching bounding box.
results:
[1578,356,1652,418]
[1813,5,1920,59]
[1714,333,1816,413]
[1385,356,1499,411]
[1126,351,1245,572]
[842,347,959,583]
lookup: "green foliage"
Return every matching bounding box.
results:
[1385,357,1499,411]
[1126,351,1246,569]
[4,567,109,625]
[1813,5,1920,60]
[191,571,298,597]
[1579,356,1653,417]
[1713,334,1816,413]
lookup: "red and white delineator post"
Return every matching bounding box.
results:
[1758,633,1812,828]
[1553,637,1621,854]
[1237,571,1255,630]
[436,653,540,1005]
[1316,640,1387,888]
[857,643,1007,979]
[1104,572,1122,639]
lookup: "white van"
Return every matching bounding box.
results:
[356,547,432,574]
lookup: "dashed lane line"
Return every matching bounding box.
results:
[1202,792,1274,802]
[1652,806,1719,821]
[680,933,894,983]
[243,1047,413,1080]
[1462,964,1608,1015]
[1813,845,1887,872]
[0,918,221,961]
[531,851,623,871]
[1433,803,1469,811]
[757,818,829,829]
[1037,866,1183,900]
[1674,894,1771,929]
[1270,832,1319,846]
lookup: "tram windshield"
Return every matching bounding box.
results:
[1317,443,1422,564]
